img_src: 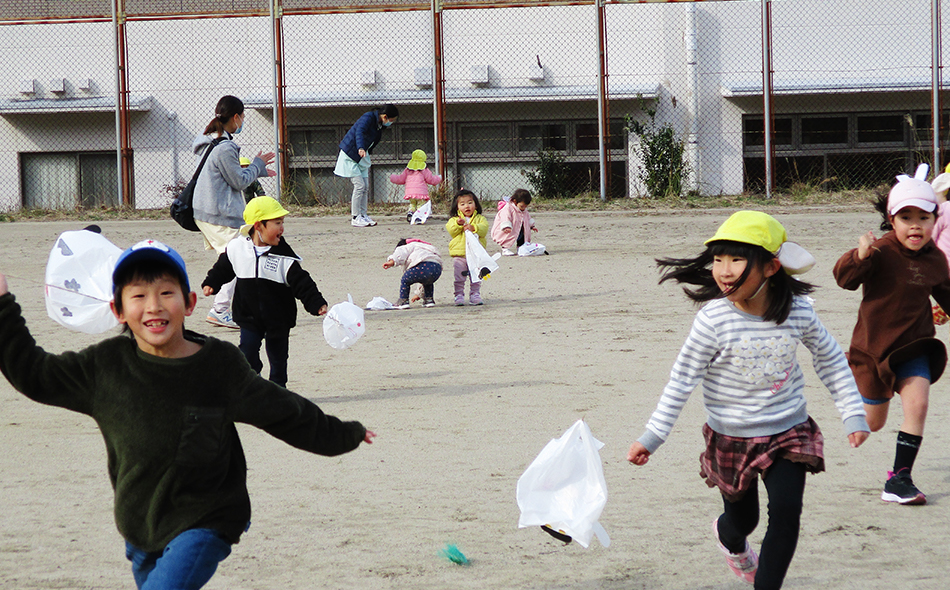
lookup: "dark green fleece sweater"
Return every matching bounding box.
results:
[0,293,366,552]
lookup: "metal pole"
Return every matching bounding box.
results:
[113,0,121,206]
[761,0,773,198]
[595,0,607,201]
[685,3,699,193]
[933,0,942,173]
[432,0,446,179]
[270,0,284,195]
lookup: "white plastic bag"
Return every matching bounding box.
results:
[364,296,395,311]
[517,419,611,548]
[323,295,366,349]
[518,242,546,257]
[410,200,432,225]
[45,228,123,334]
[464,230,500,283]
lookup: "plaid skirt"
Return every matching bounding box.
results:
[699,417,825,502]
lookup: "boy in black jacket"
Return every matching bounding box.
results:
[0,239,374,589]
[203,196,327,387]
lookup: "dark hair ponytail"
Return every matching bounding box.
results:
[203,95,244,136]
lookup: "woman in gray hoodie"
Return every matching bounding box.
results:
[192,95,274,328]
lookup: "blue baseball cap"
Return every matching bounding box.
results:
[112,239,190,292]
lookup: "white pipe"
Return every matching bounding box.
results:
[431,0,440,176]
[685,4,699,193]
[762,0,772,199]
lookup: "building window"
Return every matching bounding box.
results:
[460,124,510,155]
[289,127,338,161]
[399,126,435,159]
[801,116,848,145]
[518,123,567,154]
[22,152,118,208]
[576,121,625,151]
[857,114,904,144]
[743,117,792,147]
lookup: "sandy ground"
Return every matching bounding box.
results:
[0,209,948,590]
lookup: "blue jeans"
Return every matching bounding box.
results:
[125,528,232,590]
[400,261,442,299]
[240,325,290,387]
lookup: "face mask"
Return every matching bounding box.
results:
[382,120,393,127]
[233,124,243,134]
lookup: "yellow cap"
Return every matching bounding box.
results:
[241,196,289,236]
[705,210,787,253]
[239,157,252,166]
[406,149,427,171]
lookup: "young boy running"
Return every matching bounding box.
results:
[202,196,328,387]
[0,239,375,589]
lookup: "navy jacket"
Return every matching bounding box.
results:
[339,110,387,162]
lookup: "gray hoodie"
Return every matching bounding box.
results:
[191,133,268,228]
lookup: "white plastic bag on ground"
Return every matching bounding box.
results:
[518,242,546,256]
[364,296,395,311]
[411,200,432,225]
[517,419,611,548]
[323,295,366,349]
[464,230,500,283]
[45,228,123,334]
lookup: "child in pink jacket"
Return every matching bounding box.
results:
[390,150,442,224]
[491,188,538,255]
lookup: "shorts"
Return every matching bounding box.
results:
[849,337,946,404]
[863,355,933,405]
[699,418,824,502]
[194,219,239,254]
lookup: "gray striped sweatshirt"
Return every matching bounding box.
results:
[637,296,868,454]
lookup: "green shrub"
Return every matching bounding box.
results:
[626,99,690,199]
[522,148,570,198]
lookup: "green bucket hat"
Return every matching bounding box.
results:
[407,150,427,170]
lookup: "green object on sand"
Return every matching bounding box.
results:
[439,543,469,565]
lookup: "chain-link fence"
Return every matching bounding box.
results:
[0,0,947,211]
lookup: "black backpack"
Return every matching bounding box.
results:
[170,137,226,232]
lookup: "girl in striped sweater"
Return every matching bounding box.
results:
[627,211,869,590]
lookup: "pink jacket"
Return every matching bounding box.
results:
[389,168,442,200]
[491,201,535,249]
[933,201,950,266]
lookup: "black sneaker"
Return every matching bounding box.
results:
[882,469,926,505]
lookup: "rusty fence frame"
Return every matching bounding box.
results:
[0,0,944,205]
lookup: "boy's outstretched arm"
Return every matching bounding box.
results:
[364,429,377,444]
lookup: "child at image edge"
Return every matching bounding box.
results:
[445,189,489,306]
[834,165,950,506]
[491,188,538,256]
[0,240,375,589]
[203,196,328,388]
[389,149,442,223]
[627,211,868,590]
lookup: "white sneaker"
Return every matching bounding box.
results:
[351,216,370,227]
[206,308,239,329]
[361,214,377,226]
[502,248,515,256]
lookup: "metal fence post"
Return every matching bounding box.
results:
[595,0,608,201]
[933,0,942,173]
[761,0,773,198]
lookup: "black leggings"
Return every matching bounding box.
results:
[717,457,806,590]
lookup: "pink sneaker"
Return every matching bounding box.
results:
[712,517,757,584]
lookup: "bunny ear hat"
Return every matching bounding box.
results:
[889,163,938,215]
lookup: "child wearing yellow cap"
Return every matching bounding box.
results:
[390,150,442,224]
[202,196,328,387]
[628,211,868,589]
[239,156,266,203]
[835,164,950,506]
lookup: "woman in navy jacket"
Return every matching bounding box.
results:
[334,104,399,227]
